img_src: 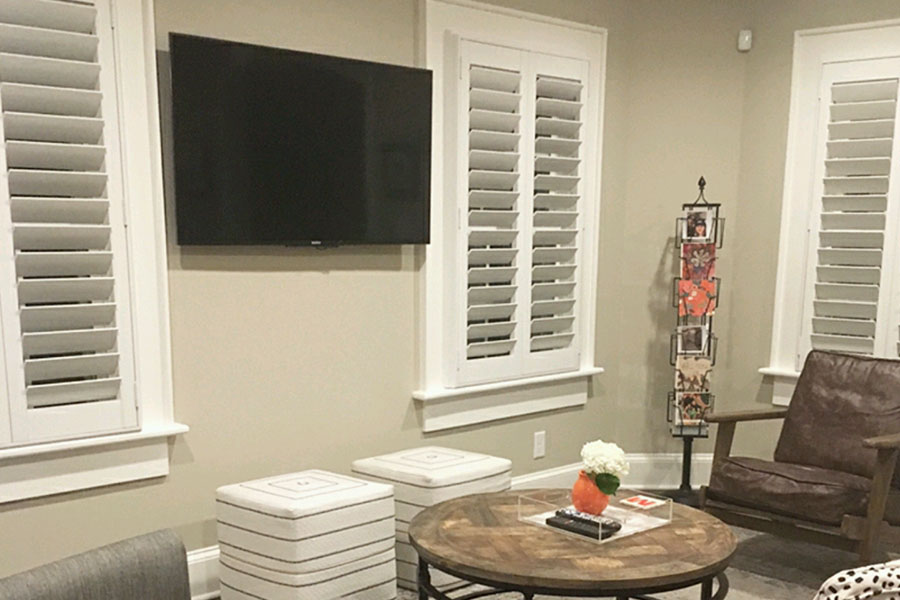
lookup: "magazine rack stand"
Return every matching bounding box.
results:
[665,177,724,506]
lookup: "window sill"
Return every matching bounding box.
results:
[413,367,602,432]
[0,423,188,460]
[0,422,188,504]
[413,367,604,401]
[758,367,800,380]
[758,366,800,406]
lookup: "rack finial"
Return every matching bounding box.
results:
[694,175,708,205]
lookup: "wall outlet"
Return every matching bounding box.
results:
[533,430,546,459]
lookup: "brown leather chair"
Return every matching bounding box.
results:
[700,350,900,563]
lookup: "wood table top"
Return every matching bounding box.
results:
[407,489,738,594]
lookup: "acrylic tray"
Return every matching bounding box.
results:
[517,488,673,545]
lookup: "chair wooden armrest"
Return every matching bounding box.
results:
[705,408,789,423]
[863,432,900,449]
[706,408,790,477]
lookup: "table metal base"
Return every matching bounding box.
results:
[416,558,729,600]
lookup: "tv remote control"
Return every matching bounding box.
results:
[546,515,606,539]
[546,510,622,539]
[556,508,623,533]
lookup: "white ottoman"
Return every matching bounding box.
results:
[216,470,397,599]
[352,446,512,591]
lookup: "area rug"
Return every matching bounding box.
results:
[398,527,890,599]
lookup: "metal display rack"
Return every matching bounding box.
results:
[665,177,724,506]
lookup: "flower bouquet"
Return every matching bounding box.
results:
[572,439,629,515]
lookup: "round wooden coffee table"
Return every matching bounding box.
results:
[407,489,737,599]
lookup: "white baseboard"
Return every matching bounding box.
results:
[626,451,712,490]
[510,452,712,491]
[509,461,583,489]
[187,545,220,600]
[186,452,712,599]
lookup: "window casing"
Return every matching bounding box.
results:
[0,0,183,501]
[416,0,605,430]
[765,20,900,404]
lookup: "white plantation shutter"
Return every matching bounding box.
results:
[0,0,137,445]
[457,42,524,384]
[454,40,588,385]
[799,58,900,364]
[527,55,585,374]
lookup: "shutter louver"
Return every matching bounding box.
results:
[465,63,522,361]
[0,0,124,410]
[530,74,581,354]
[810,78,898,355]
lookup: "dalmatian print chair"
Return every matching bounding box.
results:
[816,560,900,599]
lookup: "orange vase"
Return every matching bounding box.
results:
[571,470,610,515]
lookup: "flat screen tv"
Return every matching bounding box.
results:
[169,33,432,245]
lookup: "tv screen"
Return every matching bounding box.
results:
[169,34,432,245]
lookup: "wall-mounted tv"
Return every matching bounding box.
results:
[169,33,432,246]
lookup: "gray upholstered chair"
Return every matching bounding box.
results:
[0,529,190,600]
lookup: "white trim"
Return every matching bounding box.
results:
[794,17,900,38]
[413,367,603,401]
[187,545,221,600]
[758,367,800,380]
[184,453,713,599]
[758,368,801,407]
[418,377,588,432]
[0,0,140,443]
[758,368,802,406]
[510,454,714,491]
[772,377,798,407]
[417,0,606,425]
[0,0,182,500]
[430,0,606,34]
[114,0,177,428]
[627,453,713,490]
[509,461,583,489]
[0,423,187,503]
[766,18,900,385]
[0,422,187,461]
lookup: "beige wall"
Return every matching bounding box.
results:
[2,0,900,577]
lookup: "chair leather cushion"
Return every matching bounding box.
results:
[707,456,872,525]
[775,351,900,487]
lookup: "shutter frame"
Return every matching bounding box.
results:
[0,0,138,446]
[451,41,591,386]
[798,58,900,365]
[524,54,587,375]
[454,40,526,385]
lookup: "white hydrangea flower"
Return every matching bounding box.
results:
[580,439,629,479]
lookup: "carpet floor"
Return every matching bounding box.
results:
[397,527,891,599]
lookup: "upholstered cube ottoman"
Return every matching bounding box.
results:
[219,550,396,600]
[352,446,511,591]
[216,470,396,599]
